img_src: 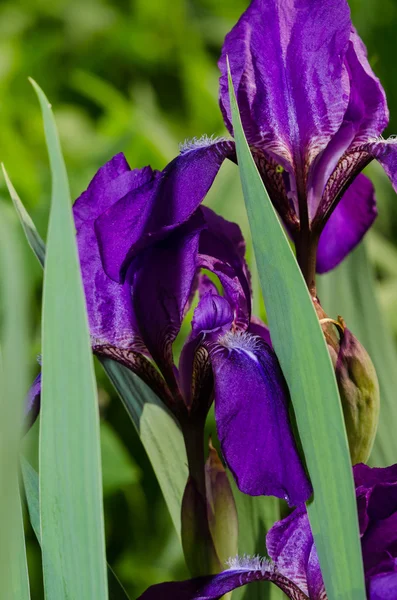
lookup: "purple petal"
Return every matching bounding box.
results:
[199,207,251,329]
[73,153,154,229]
[368,569,397,600]
[210,333,312,506]
[344,30,388,147]
[77,221,145,350]
[266,506,324,599]
[249,316,272,347]
[25,371,41,430]
[219,0,351,173]
[130,213,205,397]
[96,141,235,283]
[192,293,234,337]
[74,156,152,350]
[308,29,388,220]
[179,292,233,408]
[137,562,309,600]
[354,463,397,489]
[316,174,377,274]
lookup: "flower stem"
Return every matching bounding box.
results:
[295,231,318,297]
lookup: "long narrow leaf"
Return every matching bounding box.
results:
[1,165,45,268]
[20,457,131,600]
[228,65,366,600]
[318,241,397,467]
[0,204,31,600]
[32,79,108,600]
[100,358,187,535]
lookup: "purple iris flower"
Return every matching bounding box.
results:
[138,463,397,600]
[97,0,397,297]
[27,152,311,506]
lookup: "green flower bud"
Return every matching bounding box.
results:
[335,326,380,465]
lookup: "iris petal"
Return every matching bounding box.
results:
[210,334,312,506]
[316,174,377,274]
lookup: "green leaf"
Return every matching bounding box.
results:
[100,358,188,536]
[228,64,366,600]
[318,240,397,467]
[0,203,31,600]
[31,79,108,600]
[21,457,131,600]
[1,165,45,268]
[100,422,140,495]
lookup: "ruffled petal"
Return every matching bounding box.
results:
[210,333,312,506]
[267,507,325,600]
[73,153,154,229]
[316,174,377,273]
[308,29,388,220]
[95,140,235,283]
[137,561,309,600]
[74,155,151,350]
[219,0,351,173]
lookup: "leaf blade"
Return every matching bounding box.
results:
[32,79,108,600]
[228,64,366,600]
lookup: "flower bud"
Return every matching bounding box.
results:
[205,439,238,564]
[333,324,379,465]
[181,475,222,576]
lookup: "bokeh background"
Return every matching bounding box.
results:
[1,0,397,597]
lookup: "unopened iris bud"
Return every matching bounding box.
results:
[334,325,380,465]
[181,438,239,578]
[319,311,380,465]
[205,439,238,564]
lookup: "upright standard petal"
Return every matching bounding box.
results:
[316,174,376,273]
[210,332,312,506]
[219,0,351,173]
[130,213,206,398]
[95,140,235,283]
[74,154,152,350]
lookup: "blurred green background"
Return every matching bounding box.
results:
[1,0,397,597]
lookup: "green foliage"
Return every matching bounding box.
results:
[33,80,108,599]
[0,205,30,599]
[228,65,366,599]
[1,1,397,598]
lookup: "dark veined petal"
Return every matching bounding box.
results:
[219,0,351,174]
[74,154,152,351]
[209,333,312,506]
[95,140,235,283]
[137,559,309,600]
[316,174,377,273]
[266,507,325,600]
